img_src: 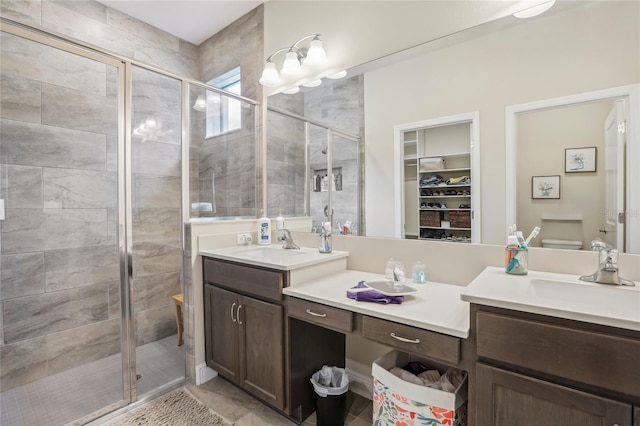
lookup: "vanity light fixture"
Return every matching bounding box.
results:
[259,34,328,88]
[302,79,322,88]
[513,0,556,18]
[282,86,300,95]
[193,95,206,111]
[326,70,348,79]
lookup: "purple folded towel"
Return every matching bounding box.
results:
[346,281,404,304]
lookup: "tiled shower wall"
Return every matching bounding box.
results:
[266,94,306,217]
[191,6,263,218]
[0,0,197,391]
[0,31,122,391]
[267,75,364,230]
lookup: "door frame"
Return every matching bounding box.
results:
[505,84,640,254]
[393,112,481,241]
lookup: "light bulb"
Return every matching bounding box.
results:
[304,38,327,67]
[259,61,280,87]
[280,51,302,77]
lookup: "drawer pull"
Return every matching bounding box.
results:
[305,309,327,318]
[390,332,420,344]
[231,302,237,323]
[237,305,243,325]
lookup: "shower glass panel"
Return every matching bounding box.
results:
[130,65,185,397]
[189,84,257,218]
[265,109,307,217]
[309,124,332,231]
[330,133,361,235]
[0,30,126,425]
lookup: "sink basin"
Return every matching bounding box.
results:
[527,278,640,313]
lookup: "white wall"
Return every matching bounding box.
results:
[262,1,526,92]
[363,1,640,241]
[517,101,612,249]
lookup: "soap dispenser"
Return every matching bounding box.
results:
[257,211,271,245]
[318,222,332,253]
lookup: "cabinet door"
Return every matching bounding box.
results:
[238,295,285,411]
[205,285,239,381]
[476,363,632,426]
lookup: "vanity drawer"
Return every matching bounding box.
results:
[362,316,460,364]
[287,297,353,333]
[476,311,640,397]
[203,258,284,302]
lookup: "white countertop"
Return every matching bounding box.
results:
[283,270,470,338]
[461,266,640,331]
[199,244,349,271]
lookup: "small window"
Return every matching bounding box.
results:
[206,66,241,137]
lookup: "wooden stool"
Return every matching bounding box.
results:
[171,294,184,346]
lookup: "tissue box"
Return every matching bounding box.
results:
[372,350,468,426]
[419,157,445,171]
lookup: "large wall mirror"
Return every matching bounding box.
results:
[264,1,639,253]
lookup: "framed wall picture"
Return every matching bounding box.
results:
[565,147,597,172]
[532,175,560,199]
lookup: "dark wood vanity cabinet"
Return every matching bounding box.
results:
[203,258,286,412]
[471,305,640,426]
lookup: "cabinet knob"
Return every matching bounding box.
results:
[306,309,327,318]
[230,302,237,323]
[390,332,420,344]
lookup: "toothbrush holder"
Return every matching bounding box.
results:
[505,247,528,275]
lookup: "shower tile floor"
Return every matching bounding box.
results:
[0,335,185,426]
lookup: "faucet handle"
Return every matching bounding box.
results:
[599,248,618,269]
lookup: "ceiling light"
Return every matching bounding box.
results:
[513,0,556,18]
[326,70,347,80]
[193,95,206,111]
[282,87,300,94]
[302,79,322,88]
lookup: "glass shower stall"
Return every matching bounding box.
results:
[0,19,258,426]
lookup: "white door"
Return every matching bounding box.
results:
[603,100,626,250]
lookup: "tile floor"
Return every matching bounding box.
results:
[187,376,373,425]
[0,335,185,426]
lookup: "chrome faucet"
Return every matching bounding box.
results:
[580,248,635,286]
[277,228,299,250]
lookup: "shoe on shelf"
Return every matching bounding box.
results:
[440,202,447,209]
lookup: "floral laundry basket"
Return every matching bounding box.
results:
[373,378,468,426]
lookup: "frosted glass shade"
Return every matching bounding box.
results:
[280,51,303,77]
[304,39,327,67]
[259,61,280,87]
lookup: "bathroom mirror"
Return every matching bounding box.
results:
[264,1,639,253]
